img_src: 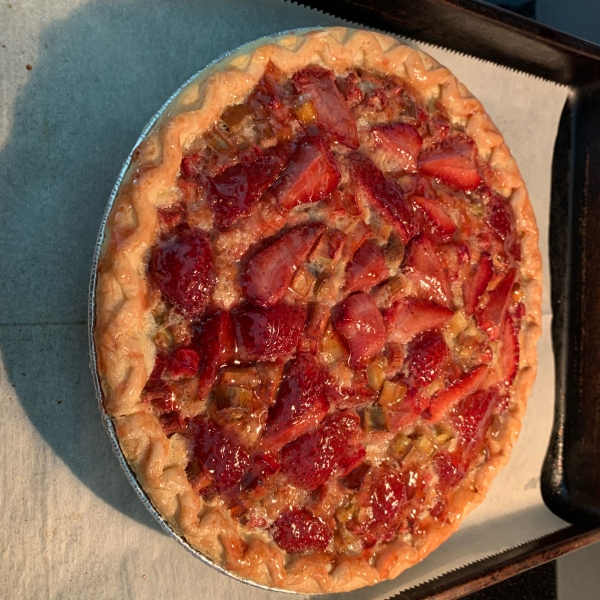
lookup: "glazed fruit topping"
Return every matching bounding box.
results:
[270,508,333,553]
[344,239,389,293]
[463,252,494,315]
[385,297,453,344]
[149,226,214,317]
[418,137,482,191]
[371,123,423,172]
[410,195,457,243]
[242,222,327,307]
[292,66,359,149]
[167,347,200,380]
[332,292,386,367]
[347,152,417,244]
[233,302,307,362]
[271,137,341,210]
[475,268,517,340]
[406,329,449,388]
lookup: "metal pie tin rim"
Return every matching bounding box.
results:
[87,27,334,595]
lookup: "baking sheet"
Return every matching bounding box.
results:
[0,0,569,598]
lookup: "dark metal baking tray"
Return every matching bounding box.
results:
[294,0,600,596]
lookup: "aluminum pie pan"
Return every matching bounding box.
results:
[86,28,333,594]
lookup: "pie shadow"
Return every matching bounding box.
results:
[0,0,342,532]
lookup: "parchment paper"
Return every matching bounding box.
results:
[0,0,569,598]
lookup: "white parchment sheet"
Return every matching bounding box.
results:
[0,0,569,598]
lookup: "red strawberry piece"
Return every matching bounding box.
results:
[281,410,360,490]
[487,195,521,261]
[148,227,214,318]
[292,66,359,149]
[270,508,332,553]
[347,152,417,245]
[410,195,457,243]
[433,451,465,489]
[371,123,423,171]
[404,234,452,306]
[194,310,235,398]
[181,154,204,179]
[499,312,519,386]
[242,222,326,307]
[191,418,250,492]
[475,268,517,340]
[463,252,494,315]
[424,365,489,422]
[338,445,367,478]
[263,355,330,448]
[386,387,422,432]
[167,347,200,380]
[335,71,364,107]
[384,297,453,343]
[406,329,449,388]
[331,292,386,367]
[241,451,281,491]
[418,137,482,191]
[207,142,294,230]
[451,387,499,444]
[344,239,390,294]
[271,137,341,210]
[159,412,187,436]
[250,62,292,125]
[232,302,307,363]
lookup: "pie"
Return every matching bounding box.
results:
[93,28,541,593]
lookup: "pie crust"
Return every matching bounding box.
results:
[93,27,542,593]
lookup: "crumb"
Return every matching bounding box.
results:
[26,64,32,71]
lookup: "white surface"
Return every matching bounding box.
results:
[0,1,569,598]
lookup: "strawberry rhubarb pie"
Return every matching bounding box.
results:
[94,28,541,593]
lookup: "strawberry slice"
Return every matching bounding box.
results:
[148,226,214,318]
[347,152,417,245]
[463,252,494,315]
[475,268,517,340]
[404,234,452,306]
[242,222,326,307]
[191,418,250,492]
[270,508,333,553]
[271,137,341,210]
[371,123,423,172]
[331,292,386,367]
[433,451,465,489]
[499,312,519,386]
[194,310,235,398]
[424,365,489,422]
[410,195,457,243]
[384,297,453,343]
[344,239,390,294]
[167,347,200,380]
[418,137,482,191]
[292,66,359,149]
[386,387,422,432]
[240,451,281,491]
[232,302,307,362]
[263,355,330,449]
[280,410,360,491]
[451,387,499,444]
[406,329,449,388]
[207,141,294,230]
[487,195,521,261]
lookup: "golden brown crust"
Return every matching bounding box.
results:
[93,27,542,593]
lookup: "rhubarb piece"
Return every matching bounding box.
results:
[385,297,453,343]
[292,66,359,148]
[344,239,390,293]
[263,355,330,448]
[371,123,423,171]
[207,141,294,230]
[389,432,413,462]
[332,292,386,367]
[347,152,417,244]
[406,329,449,388]
[271,137,341,210]
[242,222,326,306]
[191,419,250,492]
[233,302,307,362]
[424,365,489,422]
[410,196,457,243]
[167,347,200,380]
[148,227,214,318]
[463,253,494,315]
[281,410,360,490]
[195,310,235,398]
[404,234,452,306]
[475,268,517,340]
[378,380,408,406]
[360,406,390,433]
[418,137,482,191]
[309,228,347,272]
[270,509,333,553]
